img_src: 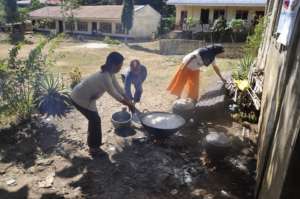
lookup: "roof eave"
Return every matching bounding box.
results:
[29,15,121,21]
[167,3,265,7]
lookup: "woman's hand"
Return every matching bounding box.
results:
[121,99,136,112]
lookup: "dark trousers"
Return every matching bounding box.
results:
[72,100,102,148]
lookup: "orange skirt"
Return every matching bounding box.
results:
[167,64,200,100]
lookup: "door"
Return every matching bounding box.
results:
[201,9,210,24]
[92,22,97,34]
[58,21,63,33]
[180,11,188,27]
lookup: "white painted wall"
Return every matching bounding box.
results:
[175,5,265,26]
[31,5,161,38]
[130,5,161,38]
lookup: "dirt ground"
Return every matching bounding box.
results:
[0,36,257,199]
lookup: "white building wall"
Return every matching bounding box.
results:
[175,5,265,26]
[130,5,161,38]
[31,5,161,38]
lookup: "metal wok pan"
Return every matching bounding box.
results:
[135,110,186,138]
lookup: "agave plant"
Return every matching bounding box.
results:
[37,73,71,118]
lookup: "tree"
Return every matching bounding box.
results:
[134,0,175,17]
[4,0,19,23]
[31,0,43,10]
[60,0,80,34]
[0,1,5,24]
[121,0,134,43]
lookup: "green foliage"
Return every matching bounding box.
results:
[0,1,5,24]
[0,37,70,121]
[212,17,227,32]
[31,0,43,10]
[17,0,44,21]
[160,16,175,34]
[4,0,19,23]
[232,55,254,80]
[69,67,82,89]
[121,0,134,34]
[186,16,198,30]
[244,17,266,57]
[228,19,245,32]
[18,7,30,22]
[37,73,70,118]
[103,36,121,45]
[134,0,175,17]
[228,19,246,42]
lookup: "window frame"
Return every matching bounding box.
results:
[99,22,112,33]
[236,10,249,20]
[115,23,125,34]
[213,9,225,20]
[77,21,88,32]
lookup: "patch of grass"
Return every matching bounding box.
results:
[103,36,121,45]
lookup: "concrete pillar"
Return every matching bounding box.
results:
[112,22,116,34]
[209,8,214,24]
[88,22,92,34]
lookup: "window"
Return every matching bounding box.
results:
[77,21,88,32]
[200,9,210,24]
[255,11,265,18]
[236,10,249,20]
[213,9,225,20]
[180,11,188,26]
[47,20,56,30]
[99,22,112,33]
[116,23,125,34]
[38,20,46,29]
[65,21,75,31]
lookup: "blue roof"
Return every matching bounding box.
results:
[167,0,266,6]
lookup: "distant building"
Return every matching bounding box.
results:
[17,0,63,7]
[29,5,161,39]
[17,0,31,7]
[167,0,266,31]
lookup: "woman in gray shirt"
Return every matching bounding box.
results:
[71,52,135,157]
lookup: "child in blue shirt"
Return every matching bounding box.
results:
[122,59,147,104]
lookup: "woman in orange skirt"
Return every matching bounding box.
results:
[167,44,227,101]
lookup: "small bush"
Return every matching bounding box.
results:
[0,36,70,121]
[232,55,254,80]
[69,67,82,89]
[244,17,266,57]
[160,16,175,34]
[103,36,121,45]
[37,73,71,118]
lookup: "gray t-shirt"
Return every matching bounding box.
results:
[71,71,125,112]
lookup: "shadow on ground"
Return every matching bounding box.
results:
[0,117,64,169]
[127,44,160,55]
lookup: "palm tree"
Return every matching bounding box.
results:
[121,0,134,43]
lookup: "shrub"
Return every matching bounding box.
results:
[37,73,71,118]
[244,17,266,57]
[69,67,82,89]
[232,55,254,80]
[103,36,121,45]
[160,16,175,34]
[228,19,246,42]
[0,37,71,121]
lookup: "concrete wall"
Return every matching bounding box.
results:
[159,39,244,58]
[175,5,265,25]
